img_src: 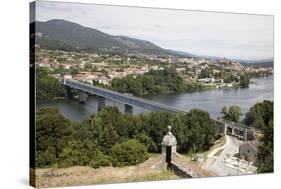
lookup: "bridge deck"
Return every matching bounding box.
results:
[64,79,186,113]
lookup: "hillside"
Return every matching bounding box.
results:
[241,61,274,68]
[34,155,178,187]
[34,19,180,55]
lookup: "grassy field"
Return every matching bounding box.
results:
[34,155,179,188]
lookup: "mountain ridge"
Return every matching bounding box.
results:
[34,19,273,64]
[35,19,182,56]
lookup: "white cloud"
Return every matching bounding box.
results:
[36,1,273,60]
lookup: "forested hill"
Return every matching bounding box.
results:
[34,19,181,55]
[241,61,274,68]
[236,58,273,68]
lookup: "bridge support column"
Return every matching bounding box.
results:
[78,91,87,104]
[243,129,248,141]
[231,127,235,135]
[223,124,227,135]
[124,104,133,114]
[65,86,74,99]
[97,96,105,111]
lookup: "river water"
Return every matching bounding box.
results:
[37,77,273,121]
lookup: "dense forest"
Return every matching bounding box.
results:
[111,67,202,95]
[36,106,217,168]
[36,68,66,99]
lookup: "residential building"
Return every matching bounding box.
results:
[239,140,260,166]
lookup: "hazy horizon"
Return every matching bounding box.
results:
[35,1,274,60]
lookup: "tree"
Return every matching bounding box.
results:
[59,139,110,168]
[111,68,188,95]
[244,100,273,129]
[89,107,120,154]
[147,112,175,152]
[244,101,273,173]
[222,72,236,83]
[185,109,216,153]
[257,119,273,173]
[135,133,158,152]
[221,105,242,123]
[35,106,218,168]
[36,68,66,99]
[110,139,148,167]
[239,74,250,88]
[36,108,72,167]
[198,67,212,79]
[139,75,155,94]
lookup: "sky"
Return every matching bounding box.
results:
[35,1,274,60]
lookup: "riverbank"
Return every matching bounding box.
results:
[37,77,273,121]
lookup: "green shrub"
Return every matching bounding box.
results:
[58,139,110,168]
[110,139,148,167]
[36,68,66,99]
[135,133,158,152]
[36,108,72,168]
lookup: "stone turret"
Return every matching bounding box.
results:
[161,126,177,166]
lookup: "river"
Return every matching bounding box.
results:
[37,77,273,121]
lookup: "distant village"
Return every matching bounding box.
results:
[35,48,273,88]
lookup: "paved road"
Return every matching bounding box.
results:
[204,135,243,176]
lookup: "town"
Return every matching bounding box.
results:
[35,48,273,93]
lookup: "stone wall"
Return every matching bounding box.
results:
[170,161,194,178]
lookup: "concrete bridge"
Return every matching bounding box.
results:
[63,79,257,141]
[64,79,185,113]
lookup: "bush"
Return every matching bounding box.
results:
[36,68,66,99]
[243,100,274,173]
[110,139,148,167]
[135,133,158,152]
[59,139,110,168]
[36,108,72,168]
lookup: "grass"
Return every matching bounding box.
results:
[174,153,216,177]
[84,169,178,185]
[34,155,179,188]
[194,136,226,158]
[148,153,161,158]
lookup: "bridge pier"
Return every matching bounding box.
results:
[243,129,248,141]
[97,96,105,111]
[224,124,227,135]
[78,91,87,104]
[124,104,133,114]
[65,86,74,99]
[231,127,235,135]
